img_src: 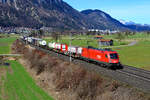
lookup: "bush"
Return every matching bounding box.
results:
[110,81,120,91]
[76,72,103,100]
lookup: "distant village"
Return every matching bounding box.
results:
[0,26,120,35]
[0,26,34,34]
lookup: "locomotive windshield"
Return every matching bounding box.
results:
[110,53,118,59]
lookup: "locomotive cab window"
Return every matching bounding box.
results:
[110,53,118,59]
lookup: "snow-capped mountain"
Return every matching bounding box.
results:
[120,19,150,31]
[120,19,150,26]
[119,19,136,25]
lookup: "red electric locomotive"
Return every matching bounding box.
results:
[81,46,121,68]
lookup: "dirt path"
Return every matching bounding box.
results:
[128,41,138,46]
[103,40,138,49]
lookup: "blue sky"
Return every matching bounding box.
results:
[63,0,150,24]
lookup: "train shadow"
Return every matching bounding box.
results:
[78,57,124,70]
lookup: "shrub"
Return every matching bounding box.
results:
[110,81,120,91]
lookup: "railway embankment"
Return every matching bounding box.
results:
[11,39,150,100]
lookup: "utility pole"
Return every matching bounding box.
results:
[69,32,72,62]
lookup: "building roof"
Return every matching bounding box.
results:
[98,39,113,42]
[94,35,103,38]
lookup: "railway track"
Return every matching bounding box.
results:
[124,65,150,77]
[119,66,150,82]
[21,40,150,93]
[117,69,150,82]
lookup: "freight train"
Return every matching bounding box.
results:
[21,36,122,69]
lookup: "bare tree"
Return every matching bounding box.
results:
[132,31,136,35]
[30,30,37,37]
[146,31,150,35]
[51,32,61,42]
[38,29,44,38]
[124,30,131,36]
[115,33,125,41]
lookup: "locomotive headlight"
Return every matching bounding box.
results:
[109,60,112,63]
[114,61,117,63]
[97,55,101,59]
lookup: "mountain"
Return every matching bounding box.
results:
[0,0,91,30]
[120,19,150,31]
[81,9,128,31]
[126,24,150,31]
[0,0,128,31]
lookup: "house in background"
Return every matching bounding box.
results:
[93,35,114,46]
[98,39,113,46]
[94,35,103,39]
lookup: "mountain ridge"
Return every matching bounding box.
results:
[81,9,128,31]
[0,0,90,30]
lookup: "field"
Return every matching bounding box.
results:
[0,35,17,54]
[0,60,54,100]
[44,33,150,70]
[44,35,129,48]
[115,41,150,70]
[102,33,150,69]
[106,33,150,70]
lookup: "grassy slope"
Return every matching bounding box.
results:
[0,37,17,54]
[0,60,54,100]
